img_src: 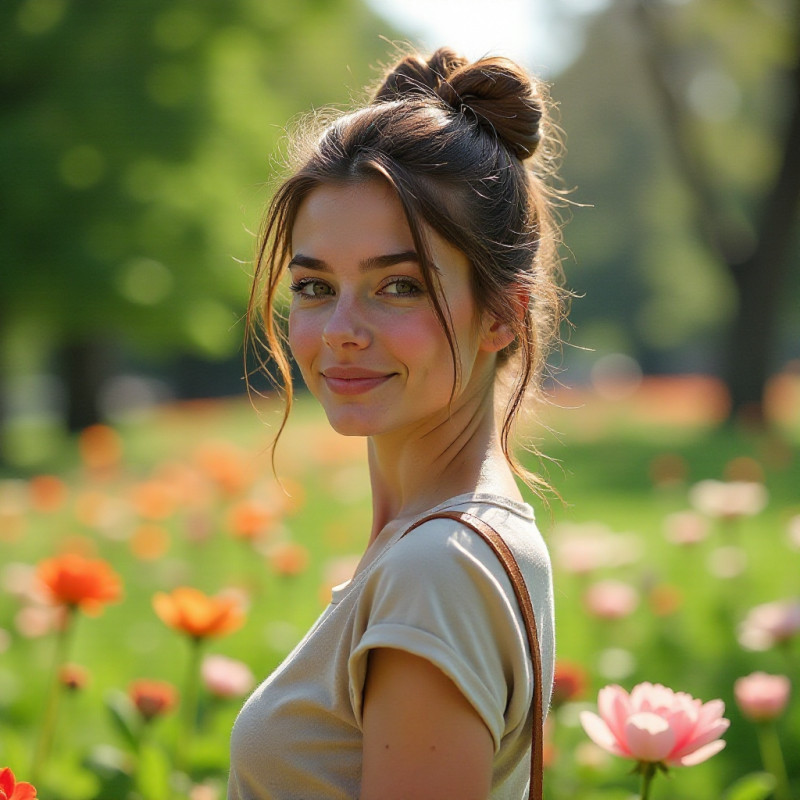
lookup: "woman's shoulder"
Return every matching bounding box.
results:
[405,492,546,555]
[382,492,550,581]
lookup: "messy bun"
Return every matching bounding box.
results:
[249,46,567,498]
[374,48,543,161]
[373,48,467,100]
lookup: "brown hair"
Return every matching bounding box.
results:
[247,47,567,496]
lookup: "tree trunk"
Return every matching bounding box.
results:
[725,48,800,421]
[60,338,113,432]
[632,1,800,423]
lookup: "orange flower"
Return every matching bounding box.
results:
[28,475,68,513]
[227,500,275,540]
[648,583,684,617]
[78,424,123,473]
[0,767,37,799]
[153,587,245,640]
[59,663,89,691]
[268,541,310,577]
[130,480,177,521]
[37,553,122,614]
[193,441,253,496]
[130,524,170,560]
[129,679,178,722]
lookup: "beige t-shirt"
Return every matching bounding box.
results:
[228,493,555,799]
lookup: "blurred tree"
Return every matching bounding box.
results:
[553,6,734,382]
[552,0,799,423]
[0,0,396,435]
[631,0,800,422]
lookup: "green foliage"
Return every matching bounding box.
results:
[722,772,777,800]
[0,0,396,365]
[104,690,140,753]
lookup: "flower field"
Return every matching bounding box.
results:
[1,382,798,799]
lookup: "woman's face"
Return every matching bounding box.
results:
[287,179,500,439]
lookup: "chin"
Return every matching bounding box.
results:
[323,410,380,438]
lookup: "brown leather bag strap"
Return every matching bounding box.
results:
[400,510,544,800]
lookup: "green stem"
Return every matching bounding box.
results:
[175,636,203,774]
[778,639,798,676]
[639,762,657,800]
[756,721,792,800]
[31,607,76,782]
[722,516,740,545]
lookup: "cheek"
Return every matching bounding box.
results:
[287,311,320,368]
[391,312,457,382]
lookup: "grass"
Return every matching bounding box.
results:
[0,386,798,799]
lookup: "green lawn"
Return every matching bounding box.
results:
[0,391,798,799]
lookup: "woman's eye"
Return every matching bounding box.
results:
[289,279,333,298]
[380,278,422,297]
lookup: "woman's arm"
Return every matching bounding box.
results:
[360,647,494,800]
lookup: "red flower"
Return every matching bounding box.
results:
[551,661,588,708]
[59,663,89,691]
[36,553,122,614]
[0,767,37,799]
[153,587,245,640]
[129,679,178,722]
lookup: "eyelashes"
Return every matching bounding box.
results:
[288,276,425,299]
[288,278,332,298]
[379,277,424,297]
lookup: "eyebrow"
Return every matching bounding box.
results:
[287,250,419,272]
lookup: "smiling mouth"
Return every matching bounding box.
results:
[322,373,394,396]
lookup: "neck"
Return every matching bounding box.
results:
[365,382,522,541]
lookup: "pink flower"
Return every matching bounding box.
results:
[580,682,729,767]
[189,784,220,800]
[738,599,800,651]
[689,479,767,520]
[584,580,639,620]
[201,654,255,699]
[663,511,710,546]
[553,523,642,575]
[734,672,791,722]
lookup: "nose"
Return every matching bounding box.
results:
[322,294,371,350]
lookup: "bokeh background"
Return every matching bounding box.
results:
[1,2,799,799]
[2,0,799,466]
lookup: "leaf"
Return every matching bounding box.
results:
[722,771,777,800]
[104,688,141,751]
[136,740,173,800]
[83,744,132,778]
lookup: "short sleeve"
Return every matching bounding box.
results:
[347,519,533,751]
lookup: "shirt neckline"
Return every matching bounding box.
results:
[329,493,534,605]
[426,491,535,521]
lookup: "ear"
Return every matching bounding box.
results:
[478,286,529,353]
[478,313,515,353]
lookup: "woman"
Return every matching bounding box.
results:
[229,46,566,799]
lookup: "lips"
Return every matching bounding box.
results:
[321,367,395,396]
